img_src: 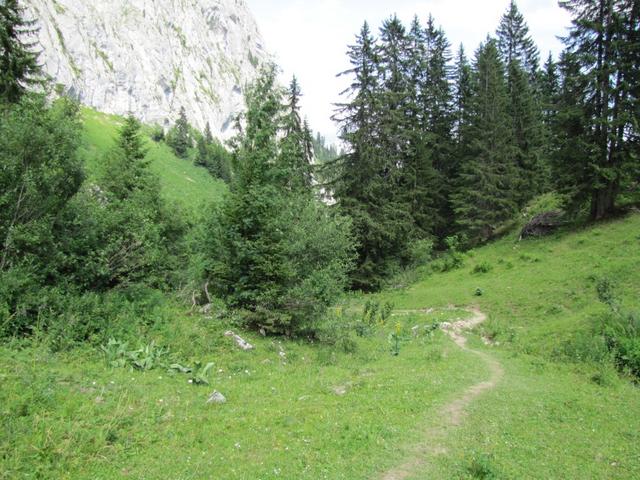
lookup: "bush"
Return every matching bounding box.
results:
[0,114,187,341]
[434,235,465,272]
[149,124,165,142]
[205,193,355,337]
[408,238,434,267]
[472,261,493,274]
[601,309,640,378]
[0,94,83,274]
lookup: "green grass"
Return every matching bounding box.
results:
[367,213,640,478]
[375,213,640,358]
[0,314,484,479]
[1,200,639,477]
[79,108,226,216]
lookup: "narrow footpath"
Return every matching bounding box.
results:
[381,308,504,480]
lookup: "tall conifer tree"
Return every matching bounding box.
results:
[557,0,639,219]
[451,39,518,242]
[279,76,313,190]
[0,0,42,103]
[333,21,412,290]
[496,0,540,79]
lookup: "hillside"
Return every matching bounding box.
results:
[79,108,227,215]
[2,213,638,479]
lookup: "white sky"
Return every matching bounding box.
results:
[245,0,573,143]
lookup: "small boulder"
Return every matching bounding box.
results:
[224,331,254,351]
[207,390,227,404]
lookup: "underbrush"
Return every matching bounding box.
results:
[553,278,640,380]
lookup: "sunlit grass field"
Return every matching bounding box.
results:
[1,105,639,478]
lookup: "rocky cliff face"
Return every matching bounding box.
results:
[25,0,268,137]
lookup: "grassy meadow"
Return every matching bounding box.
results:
[1,108,639,478]
[79,108,227,216]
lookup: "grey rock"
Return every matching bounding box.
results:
[207,390,226,404]
[26,0,269,138]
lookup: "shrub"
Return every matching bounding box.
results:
[521,192,568,221]
[601,309,640,378]
[434,235,465,272]
[205,194,355,337]
[149,124,165,142]
[408,238,434,267]
[465,453,500,479]
[472,261,493,274]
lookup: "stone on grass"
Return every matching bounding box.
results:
[224,331,254,350]
[207,391,227,405]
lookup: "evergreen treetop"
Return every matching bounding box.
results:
[0,0,43,103]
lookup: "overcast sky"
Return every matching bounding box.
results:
[245,0,573,143]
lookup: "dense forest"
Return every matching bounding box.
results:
[329,0,639,289]
[0,0,638,345]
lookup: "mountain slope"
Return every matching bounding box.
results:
[80,108,226,214]
[26,0,268,137]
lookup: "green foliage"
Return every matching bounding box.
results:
[0,107,187,341]
[101,338,168,371]
[166,106,192,158]
[434,235,465,272]
[451,38,518,243]
[188,361,215,385]
[55,115,188,291]
[204,67,356,336]
[195,122,232,182]
[521,192,567,221]
[496,0,539,76]
[362,300,394,326]
[554,0,639,220]
[388,321,406,356]
[0,0,43,103]
[596,279,640,378]
[0,95,84,274]
[149,124,165,142]
[472,261,493,274]
[464,452,500,479]
[332,21,417,291]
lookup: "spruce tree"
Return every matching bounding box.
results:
[101,115,153,200]
[507,59,548,204]
[451,39,518,242]
[540,53,560,127]
[452,45,473,146]
[167,106,191,158]
[557,0,639,219]
[333,21,413,290]
[0,0,42,103]
[278,76,313,190]
[207,66,354,334]
[496,0,540,79]
[403,16,442,237]
[195,123,211,168]
[422,16,454,236]
[552,51,591,208]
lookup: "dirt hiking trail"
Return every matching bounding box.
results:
[381,308,504,480]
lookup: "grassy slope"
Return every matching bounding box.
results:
[0,314,483,479]
[79,108,227,215]
[370,213,640,479]
[1,109,639,479]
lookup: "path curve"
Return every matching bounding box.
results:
[380,307,504,480]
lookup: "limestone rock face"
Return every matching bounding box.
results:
[25,0,269,137]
